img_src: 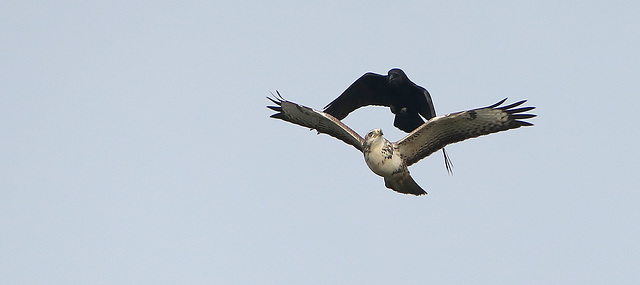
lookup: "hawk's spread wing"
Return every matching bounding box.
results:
[396,99,536,166]
[268,92,365,152]
[323,73,392,120]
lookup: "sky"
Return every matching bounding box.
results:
[2,1,639,284]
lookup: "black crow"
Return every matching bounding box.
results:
[324,68,453,173]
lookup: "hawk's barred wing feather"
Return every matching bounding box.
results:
[268,92,365,152]
[396,99,536,166]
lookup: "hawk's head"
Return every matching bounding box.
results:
[363,128,384,151]
[365,128,383,139]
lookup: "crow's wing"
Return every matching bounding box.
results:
[323,73,393,120]
[415,86,437,120]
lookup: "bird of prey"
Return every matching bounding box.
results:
[267,92,536,195]
[324,68,453,173]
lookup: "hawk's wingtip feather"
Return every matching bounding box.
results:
[486,98,508,109]
[267,96,281,105]
[499,100,527,110]
[512,114,537,120]
[508,106,536,114]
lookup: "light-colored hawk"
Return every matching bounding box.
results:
[268,92,535,195]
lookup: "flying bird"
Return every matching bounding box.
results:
[324,68,453,173]
[268,92,536,195]
[325,69,436,131]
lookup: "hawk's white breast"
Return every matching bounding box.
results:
[364,136,404,177]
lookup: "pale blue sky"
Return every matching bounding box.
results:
[2,1,639,284]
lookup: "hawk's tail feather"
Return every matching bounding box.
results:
[384,174,427,196]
